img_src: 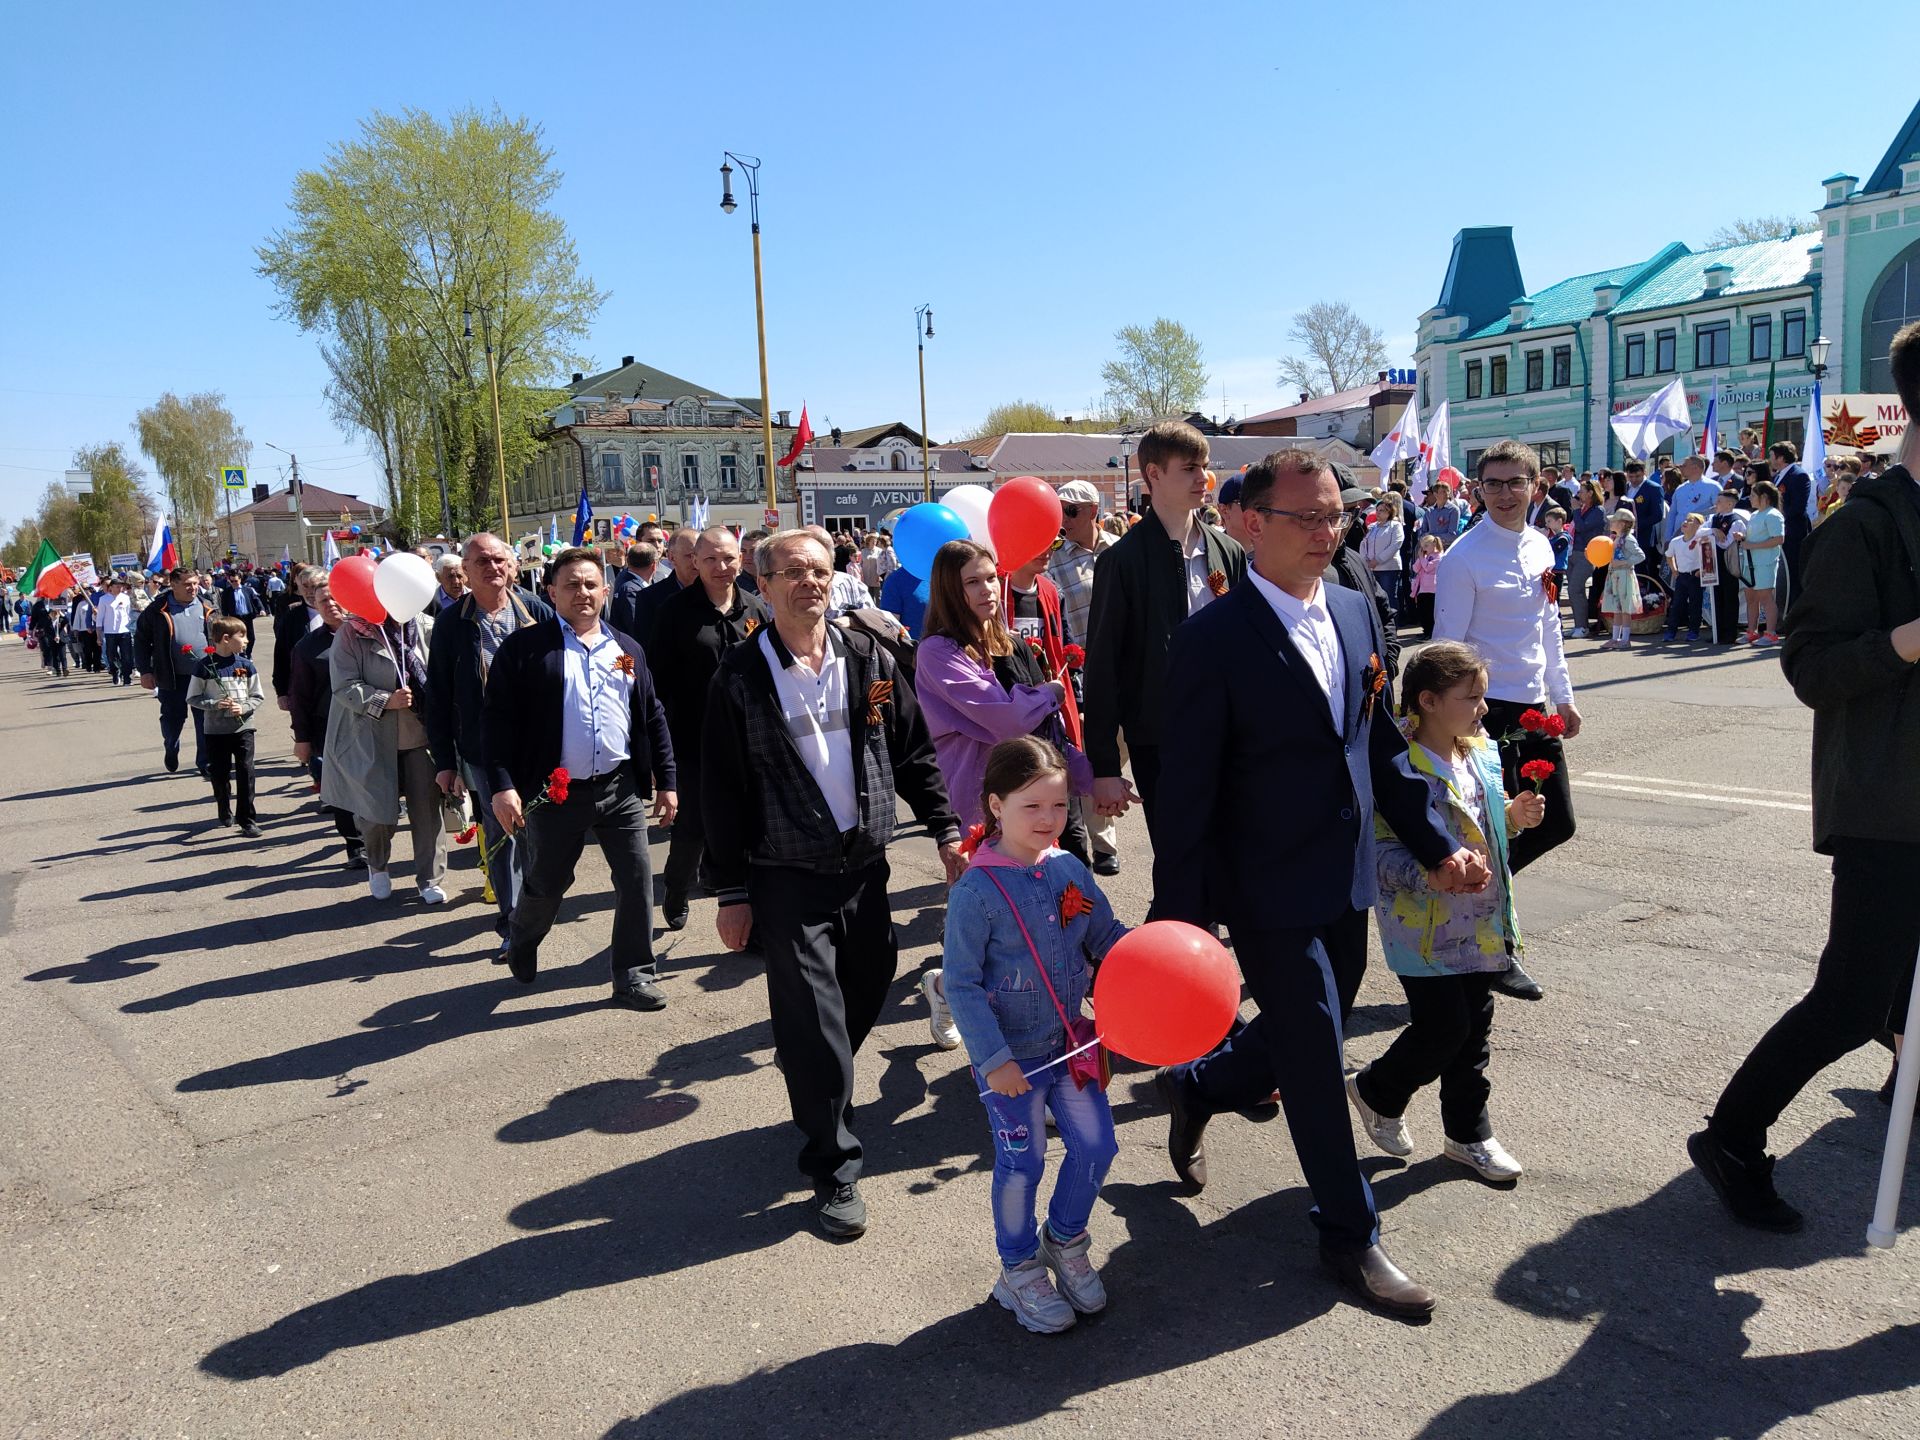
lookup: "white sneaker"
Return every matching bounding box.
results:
[418,883,448,905]
[920,970,961,1051]
[368,871,392,900]
[1037,1227,1107,1314]
[1346,1069,1413,1157]
[1444,1135,1524,1182]
[991,1256,1076,1334]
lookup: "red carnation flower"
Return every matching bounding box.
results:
[180,644,193,655]
[1519,758,1556,792]
[1517,708,1548,733]
[204,645,217,655]
[1542,713,1568,739]
[1061,643,1086,670]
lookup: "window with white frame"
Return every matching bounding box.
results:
[719,453,739,490]
[598,451,625,493]
[682,453,700,491]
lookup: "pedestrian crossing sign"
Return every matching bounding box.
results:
[220,465,247,490]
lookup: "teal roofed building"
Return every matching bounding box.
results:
[1410,97,1920,475]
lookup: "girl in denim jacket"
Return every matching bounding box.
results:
[1347,643,1544,1186]
[942,736,1128,1334]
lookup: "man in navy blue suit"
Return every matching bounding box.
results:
[1152,448,1486,1320]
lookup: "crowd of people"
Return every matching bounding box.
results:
[9,320,1917,1337]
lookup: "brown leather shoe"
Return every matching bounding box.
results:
[1155,1069,1209,1192]
[1321,1244,1437,1320]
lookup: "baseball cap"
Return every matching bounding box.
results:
[1056,480,1100,506]
[1216,474,1243,507]
[1328,462,1371,507]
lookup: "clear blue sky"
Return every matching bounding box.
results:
[2,0,1912,524]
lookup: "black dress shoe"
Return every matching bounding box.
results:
[1321,1244,1437,1320]
[507,946,538,985]
[813,1180,867,1239]
[163,745,179,773]
[238,821,262,838]
[609,978,668,1011]
[662,887,690,932]
[1155,1069,1209,1191]
[1687,1128,1804,1233]
[1092,853,1121,877]
[1492,958,1544,1001]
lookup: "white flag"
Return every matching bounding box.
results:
[1609,377,1691,460]
[1803,381,1826,525]
[1410,401,1451,504]
[322,529,340,569]
[1368,395,1421,485]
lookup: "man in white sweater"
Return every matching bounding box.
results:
[1434,438,1583,1001]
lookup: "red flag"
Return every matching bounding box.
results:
[34,559,77,599]
[776,404,813,468]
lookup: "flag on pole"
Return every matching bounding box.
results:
[1760,361,1778,449]
[1609,377,1691,460]
[279,544,291,569]
[689,493,710,530]
[144,515,178,574]
[18,538,77,599]
[1368,394,1421,487]
[777,404,814,468]
[549,515,559,547]
[1803,381,1827,526]
[571,483,593,546]
[1410,401,1451,504]
[322,529,341,569]
[1697,378,1721,458]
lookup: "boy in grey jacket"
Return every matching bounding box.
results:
[188,615,266,835]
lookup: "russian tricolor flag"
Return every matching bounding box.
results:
[145,516,179,574]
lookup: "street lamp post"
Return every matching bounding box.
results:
[465,305,513,540]
[721,153,782,527]
[1809,335,1831,383]
[262,440,306,565]
[915,304,935,501]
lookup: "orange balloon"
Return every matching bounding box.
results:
[1584,536,1615,568]
[1092,921,1239,1066]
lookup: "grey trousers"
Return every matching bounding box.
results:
[358,745,448,888]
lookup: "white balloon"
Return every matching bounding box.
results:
[372,552,438,623]
[942,483,995,546]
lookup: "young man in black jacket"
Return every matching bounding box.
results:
[703,529,962,1240]
[1692,319,1920,1232]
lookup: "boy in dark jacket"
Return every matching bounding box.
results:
[1692,319,1920,1232]
[187,616,266,835]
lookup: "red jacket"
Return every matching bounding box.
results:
[1005,574,1083,750]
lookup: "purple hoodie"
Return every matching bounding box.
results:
[913,634,1093,829]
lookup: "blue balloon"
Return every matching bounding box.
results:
[893,503,968,578]
[350,525,362,535]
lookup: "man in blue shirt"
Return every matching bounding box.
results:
[1665,455,1724,545]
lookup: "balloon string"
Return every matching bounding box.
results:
[977,1034,1104,1098]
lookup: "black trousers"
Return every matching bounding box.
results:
[662,763,705,897]
[306,756,363,857]
[1713,564,1744,643]
[1175,918,1378,1252]
[507,770,657,987]
[1587,565,1610,632]
[1415,592,1435,639]
[206,732,257,824]
[1712,839,1920,1156]
[1357,971,1497,1143]
[1482,695,1574,874]
[1325,904,1371,1025]
[753,860,897,1186]
[1129,741,1163,826]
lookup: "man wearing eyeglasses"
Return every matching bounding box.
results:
[1152,447,1486,1319]
[1433,440,1582,1001]
[703,530,963,1240]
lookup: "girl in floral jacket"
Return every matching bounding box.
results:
[1347,642,1544,1186]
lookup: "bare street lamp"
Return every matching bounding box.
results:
[914,304,935,501]
[721,153,781,526]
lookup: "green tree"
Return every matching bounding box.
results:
[967,400,1068,438]
[1277,301,1391,398]
[258,106,604,538]
[1703,214,1816,248]
[133,393,249,567]
[70,442,157,567]
[1100,318,1209,423]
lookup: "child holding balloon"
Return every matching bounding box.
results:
[1348,641,1543,1184]
[942,735,1128,1334]
[1597,509,1646,651]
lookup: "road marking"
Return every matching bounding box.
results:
[1583,771,1811,801]
[1578,780,1811,813]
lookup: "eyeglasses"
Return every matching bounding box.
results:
[770,565,834,585]
[1059,505,1085,518]
[1249,506,1352,532]
[1477,477,1531,493]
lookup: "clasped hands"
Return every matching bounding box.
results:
[1427,847,1492,894]
[1091,776,1145,820]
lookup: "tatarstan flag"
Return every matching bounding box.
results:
[18,538,76,599]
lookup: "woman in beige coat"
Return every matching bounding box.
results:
[321,614,448,902]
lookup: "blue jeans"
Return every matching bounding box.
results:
[1666,572,1703,635]
[158,679,207,770]
[1369,569,1403,618]
[975,1044,1117,1267]
[461,760,520,936]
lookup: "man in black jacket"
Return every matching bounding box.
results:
[1152,448,1484,1319]
[703,529,962,1240]
[483,547,677,1012]
[1770,440,1812,612]
[648,526,769,931]
[271,567,321,713]
[1083,420,1248,828]
[1692,320,1920,1233]
[618,526,698,652]
[133,566,218,774]
[427,533,555,940]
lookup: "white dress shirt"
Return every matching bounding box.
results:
[96,592,132,634]
[1433,517,1573,705]
[559,623,632,779]
[760,629,859,830]
[1179,519,1218,618]
[1248,566,1346,726]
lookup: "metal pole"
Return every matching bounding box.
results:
[1867,941,1920,1248]
[488,340,510,538]
[749,224,778,528]
[918,332,933,503]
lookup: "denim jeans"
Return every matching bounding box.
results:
[975,1044,1117,1267]
[461,759,520,936]
[1666,572,1703,635]
[158,679,207,770]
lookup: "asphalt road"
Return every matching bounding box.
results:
[2,623,1915,1440]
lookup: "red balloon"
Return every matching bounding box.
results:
[1435,466,1466,491]
[1092,921,1239,1066]
[987,476,1064,573]
[329,553,387,623]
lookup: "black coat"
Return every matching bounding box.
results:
[1082,507,1248,773]
[1152,580,1454,931]
[481,619,675,801]
[1780,467,1920,851]
[271,601,313,697]
[1325,545,1399,689]
[648,582,770,762]
[627,573,696,656]
[607,567,648,641]
[287,624,339,755]
[425,588,555,774]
